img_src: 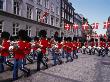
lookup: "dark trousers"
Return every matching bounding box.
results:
[13,59,30,80]
[0,56,5,72]
[37,52,48,71]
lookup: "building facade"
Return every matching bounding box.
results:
[0,0,61,37]
[107,16,110,39]
[74,13,82,37]
[60,0,75,37]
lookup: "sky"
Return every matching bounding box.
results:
[69,0,110,35]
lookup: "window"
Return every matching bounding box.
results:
[44,0,49,8]
[56,18,59,26]
[56,6,59,15]
[64,13,66,19]
[0,0,3,10]
[13,0,20,15]
[62,10,64,18]
[37,0,42,5]
[0,21,3,34]
[51,16,54,26]
[36,9,41,21]
[44,16,48,24]
[27,5,33,19]
[26,25,31,36]
[13,23,19,36]
[51,3,54,12]
[62,1,64,8]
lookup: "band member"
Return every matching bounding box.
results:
[99,38,104,56]
[36,30,48,71]
[13,30,30,80]
[24,36,33,65]
[62,37,67,58]
[65,37,73,63]
[83,40,88,54]
[72,37,78,59]
[0,32,11,73]
[52,37,62,66]
[90,38,95,55]
[76,39,81,53]
[32,36,39,60]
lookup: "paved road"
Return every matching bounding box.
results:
[1,53,110,82]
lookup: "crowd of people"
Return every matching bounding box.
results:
[0,29,110,81]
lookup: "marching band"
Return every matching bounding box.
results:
[0,29,110,81]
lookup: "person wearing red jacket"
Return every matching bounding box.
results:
[0,32,10,73]
[72,40,78,59]
[65,37,73,63]
[23,36,33,65]
[13,30,30,80]
[33,36,39,60]
[52,37,63,66]
[37,30,48,71]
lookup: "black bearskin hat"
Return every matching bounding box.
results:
[17,30,27,40]
[73,37,77,41]
[67,37,72,42]
[34,36,39,41]
[1,31,10,40]
[25,36,31,42]
[95,39,98,42]
[10,36,18,41]
[39,30,47,37]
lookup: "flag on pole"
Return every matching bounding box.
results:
[73,23,79,30]
[92,23,99,29]
[82,22,88,30]
[103,21,109,29]
[65,24,70,31]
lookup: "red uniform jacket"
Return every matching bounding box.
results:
[24,42,31,55]
[63,41,67,51]
[33,41,39,51]
[100,41,103,47]
[65,42,73,53]
[1,40,10,57]
[102,42,106,48]
[77,42,81,48]
[96,42,98,47]
[72,42,77,50]
[84,42,88,47]
[14,40,26,60]
[90,42,95,47]
[40,38,48,54]
[58,43,62,49]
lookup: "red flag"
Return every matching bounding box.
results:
[73,24,79,30]
[65,24,70,31]
[82,22,88,30]
[104,21,109,29]
[108,21,110,28]
[92,23,99,29]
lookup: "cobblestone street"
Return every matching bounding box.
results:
[1,53,110,82]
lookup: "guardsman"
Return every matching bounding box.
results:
[72,38,78,59]
[52,37,62,66]
[24,36,33,65]
[77,39,81,53]
[90,39,95,55]
[0,32,10,73]
[65,37,73,63]
[62,37,67,58]
[32,36,39,60]
[36,30,48,71]
[83,40,88,54]
[13,30,30,80]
